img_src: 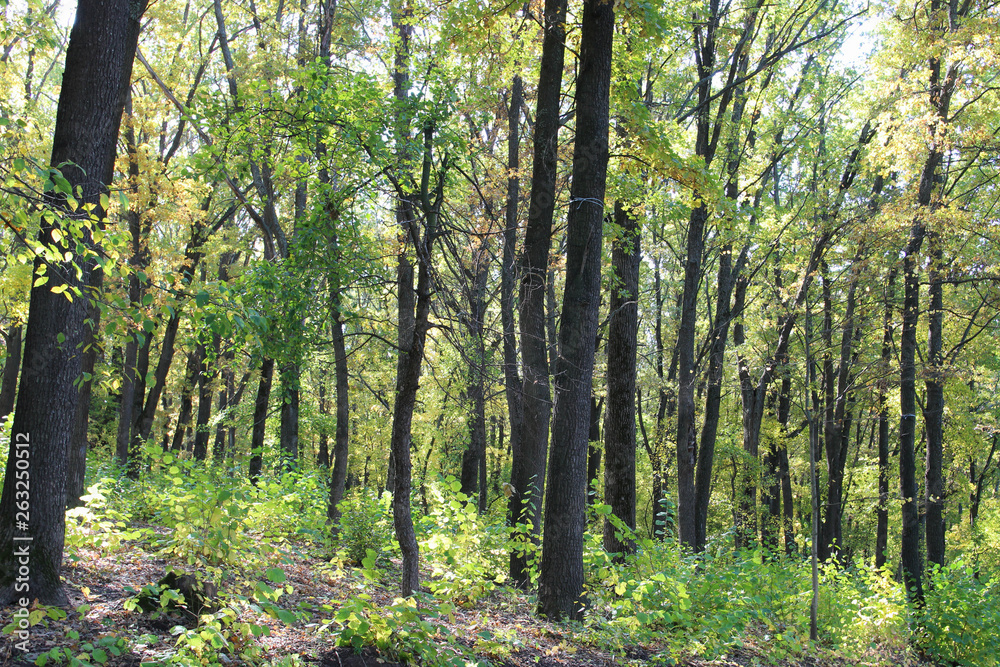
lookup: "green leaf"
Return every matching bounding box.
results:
[266,567,286,584]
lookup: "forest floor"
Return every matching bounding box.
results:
[0,537,942,667]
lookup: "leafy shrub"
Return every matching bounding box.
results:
[919,561,1000,667]
[418,476,509,603]
[324,593,486,666]
[335,488,393,564]
[817,559,908,651]
[64,481,149,558]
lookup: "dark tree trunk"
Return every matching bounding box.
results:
[603,201,640,558]
[899,222,925,603]
[388,124,443,597]
[509,0,566,588]
[537,0,613,621]
[172,347,203,453]
[193,336,217,461]
[0,325,21,422]
[0,0,147,606]
[501,73,524,519]
[327,265,352,527]
[317,379,329,468]
[386,2,423,598]
[249,357,274,484]
[67,275,102,508]
[924,233,945,569]
[213,352,234,462]
[460,260,489,511]
[133,309,183,471]
[115,96,147,470]
[875,270,896,569]
[674,198,706,550]
[819,259,860,562]
[776,374,796,554]
[694,244,744,550]
[279,363,300,468]
[587,394,602,504]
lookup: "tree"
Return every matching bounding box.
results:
[537,0,614,621]
[603,199,640,558]
[508,0,568,588]
[0,0,148,605]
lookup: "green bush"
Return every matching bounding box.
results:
[920,561,1000,666]
[335,488,393,564]
[417,476,509,603]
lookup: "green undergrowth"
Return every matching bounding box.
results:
[20,454,1000,666]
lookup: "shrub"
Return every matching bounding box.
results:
[335,488,393,564]
[920,561,1000,667]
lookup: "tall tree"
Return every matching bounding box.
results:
[508,0,568,587]
[603,199,640,558]
[0,0,148,605]
[537,0,614,621]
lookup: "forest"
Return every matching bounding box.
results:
[1,0,1000,663]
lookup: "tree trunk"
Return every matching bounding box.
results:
[820,259,860,562]
[171,347,203,453]
[509,0,567,588]
[327,257,352,528]
[899,222,925,603]
[460,260,489,510]
[924,232,945,569]
[694,244,744,550]
[317,379,329,468]
[537,0,613,621]
[279,363,300,468]
[0,325,21,422]
[67,275,102,508]
[587,394,602,504]
[193,336,217,461]
[249,357,274,484]
[0,0,147,606]
[501,73,524,521]
[603,201,640,558]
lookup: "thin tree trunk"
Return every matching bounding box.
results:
[67,271,102,507]
[249,357,274,484]
[501,73,524,519]
[899,222,925,602]
[0,325,21,422]
[924,232,945,569]
[603,201,640,557]
[509,0,567,587]
[172,347,202,453]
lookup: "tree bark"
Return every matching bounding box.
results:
[0,0,147,606]
[537,0,613,621]
[924,232,945,569]
[249,357,274,484]
[899,222,925,602]
[66,273,102,508]
[0,325,21,423]
[501,73,524,522]
[603,201,640,558]
[509,0,567,587]
[279,363,300,467]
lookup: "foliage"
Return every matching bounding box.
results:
[334,488,394,565]
[324,593,487,667]
[919,561,1000,667]
[418,476,509,604]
